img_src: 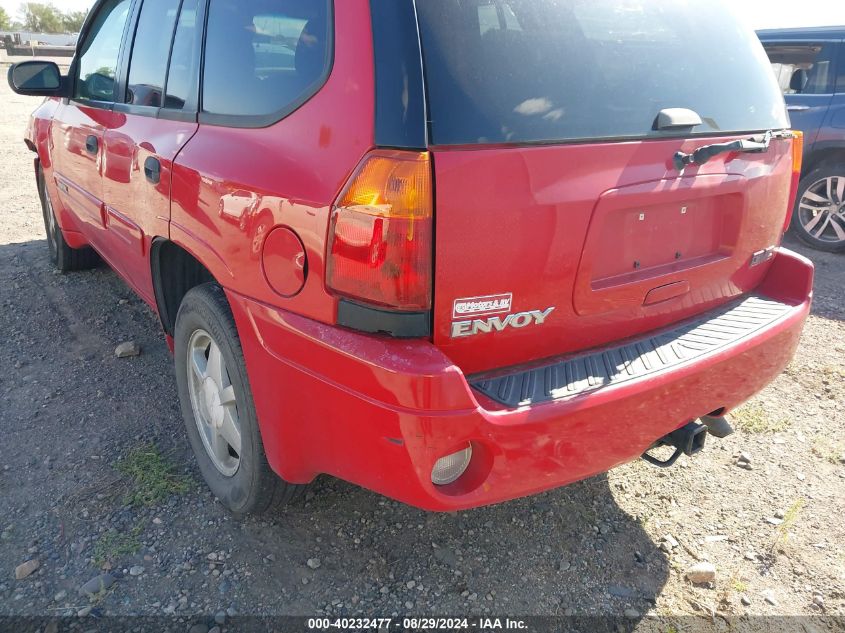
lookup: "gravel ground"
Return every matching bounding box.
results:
[1,77,844,631]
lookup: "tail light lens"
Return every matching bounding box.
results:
[784,130,804,231]
[327,151,432,311]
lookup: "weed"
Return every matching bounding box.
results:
[771,498,804,553]
[731,402,790,434]
[115,445,191,507]
[92,523,143,566]
[811,436,845,465]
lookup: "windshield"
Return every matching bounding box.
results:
[415,0,789,145]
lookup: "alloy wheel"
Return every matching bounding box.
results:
[797,176,845,245]
[186,329,242,477]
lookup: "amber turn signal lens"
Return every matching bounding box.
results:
[327,151,433,312]
[784,130,804,232]
[791,129,804,175]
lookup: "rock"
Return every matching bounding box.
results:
[762,590,778,606]
[660,534,679,552]
[214,610,227,625]
[685,562,717,584]
[44,622,58,633]
[14,559,40,580]
[77,606,92,617]
[558,560,571,571]
[405,601,414,609]
[79,573,116,596]
[774,509,786,519]
[623,608,640,619]
[608,585,637,599]
[406,580,416,589]
[188,625,209,633]
[306,558,321,570]
[813,594,824,608]
[766,517,784,526]
[741,595,751,606]
[53,589,67,602]
[129,565,145,577]
[738,452,752,463]
[433,547,458,567]
[209,628,221,633]
[115,342,140,358]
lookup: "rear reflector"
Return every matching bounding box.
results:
[785,130,804,231]
[327,151,432,311]
[431,446,472,486]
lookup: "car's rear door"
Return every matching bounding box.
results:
[816,40,845,156]
[762,40,839,150]
[100,0,202,303]
[50,0,132,248]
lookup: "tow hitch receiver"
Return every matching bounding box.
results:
[642,421,708,468]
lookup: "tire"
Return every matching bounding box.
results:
[37,167,100,271]
[174,283,305,515]
[791,164,845,253]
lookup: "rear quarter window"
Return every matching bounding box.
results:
[416,0,789,145]
[201,0,332,124]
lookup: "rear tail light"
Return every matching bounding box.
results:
[784,130,804,231]
[327,151,433,311]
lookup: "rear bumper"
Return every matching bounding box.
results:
[229,248,813,511]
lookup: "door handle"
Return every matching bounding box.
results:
[787,105,810,112]
[85,135,98,155]
[144,157,161,184]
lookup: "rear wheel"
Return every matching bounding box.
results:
[174,283,305,515]
[37,167,99,271]
[791,165,845,253]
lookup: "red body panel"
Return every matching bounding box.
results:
[168,0,374,323]
[102,113,198,303]
[432,137,795,374]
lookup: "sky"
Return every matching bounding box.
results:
[1,0,845,30]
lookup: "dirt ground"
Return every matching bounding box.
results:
[1,77,843,631]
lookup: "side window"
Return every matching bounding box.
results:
[478,1,521,36]
[164,0,202,110]
[74,0,132,102]
[764,43,837,95]
[202,0,331,119]
[125,0,181,107]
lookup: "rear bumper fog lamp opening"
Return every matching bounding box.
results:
[431,446,472,486]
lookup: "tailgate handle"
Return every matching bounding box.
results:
[643,281,690,306]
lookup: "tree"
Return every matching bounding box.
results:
[61,10,87,33]
[0,7,11,31]
[20,3,64,33]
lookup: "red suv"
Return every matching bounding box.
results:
[9,0,814,513]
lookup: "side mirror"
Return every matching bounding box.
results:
[789,68,809,93]
[7,61,67,97]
